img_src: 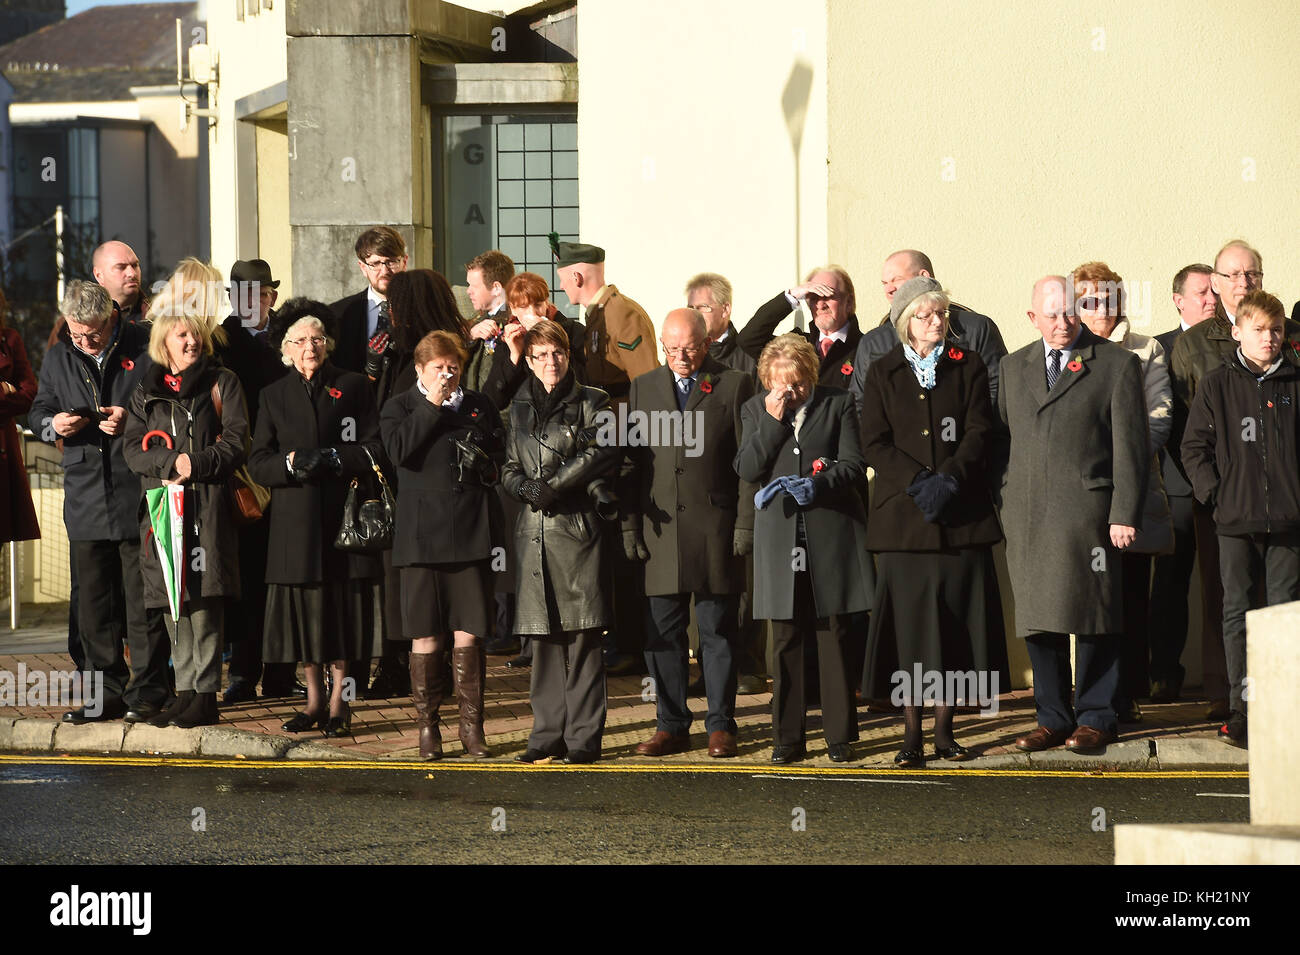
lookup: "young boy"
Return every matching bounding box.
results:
[1181,290,1300,747]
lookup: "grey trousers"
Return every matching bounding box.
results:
[166,597,225,693]
[527,627,606,756]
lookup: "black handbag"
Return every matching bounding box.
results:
[334,447,395,553]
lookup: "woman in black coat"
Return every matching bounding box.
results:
[734,333,874,764]
[248,304,385,737]
[859,278,1009,766]
[122,301,248,729]
[381,330,505,759]
[501,320,620,763]
[363,269,470,700]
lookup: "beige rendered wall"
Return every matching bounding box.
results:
[207,1,288,281]
[577,0,829,329]
[254,119,291,298]
[826,0,1299,347]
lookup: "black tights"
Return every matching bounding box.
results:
[902,704,956,751]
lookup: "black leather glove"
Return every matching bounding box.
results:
[455,438,498,486]
[291,448,328,482]
[519,478,558,513]
[732,527,754,557]
[907,470,959,524]
[321,447,343,474]
[589,482,618,521]
[364,332,391,381]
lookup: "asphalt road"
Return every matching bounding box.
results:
[0,759,1250,865]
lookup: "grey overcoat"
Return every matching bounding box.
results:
[997,326,1148,637]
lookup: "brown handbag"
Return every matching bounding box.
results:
[210,382,270,523]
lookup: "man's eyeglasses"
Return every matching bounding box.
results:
[362,258,403,273]
[1214,270,1263,285]
[68,327,107,345]
[287,336,327,348]
[662,344,705,357]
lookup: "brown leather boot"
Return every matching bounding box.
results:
[409,651,444,760]
[453,645,491,757]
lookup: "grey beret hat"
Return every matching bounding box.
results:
[890,276,944,338]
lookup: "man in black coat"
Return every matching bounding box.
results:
[30,280,169,723]
[329,226,409,375]
[220,260,292,702]
[1147,264,1216,703]
[685,272,757,378]
[848,249,1006,412]
[623,309,757,758]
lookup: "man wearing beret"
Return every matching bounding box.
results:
[551,235,658,403]
[552,236,659,674]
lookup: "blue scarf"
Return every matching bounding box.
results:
[903,343,942,390]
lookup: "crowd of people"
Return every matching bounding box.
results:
[5,231,1297,762]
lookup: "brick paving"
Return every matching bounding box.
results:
[1,602,1232,765]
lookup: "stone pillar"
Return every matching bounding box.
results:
[1246,600,1300,825]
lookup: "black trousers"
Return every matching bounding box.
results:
[72,538,170,708]
[1193,502,1228,699]
[1025,632,1119,734]
[1148,493,1195,689]
[1115,553,1152,706]
[645,592,739,735]
[769,572,856,747]
[66,546,84,669]
[228,520,269,684]
[527,627,606,755]
[1218,532,1300,715]
[602,522,646,661]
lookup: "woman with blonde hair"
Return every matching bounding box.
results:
[123,270,249,728]
[146,257,229,348]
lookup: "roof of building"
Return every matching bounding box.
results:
[1,2,200,102]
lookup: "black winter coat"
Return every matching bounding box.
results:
[381,385,506,567]
[859,344,1003,552]
[501,376,621,634]
[30,320,153,541]
[122,357,248,608]
[734,386,875,620]
[247,362,385,585]
[1181,346,1300,536]
[739,292,863,390]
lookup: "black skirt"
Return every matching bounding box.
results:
[263,580,380,664]
[862,547,1010,704]
[399,560,493,639]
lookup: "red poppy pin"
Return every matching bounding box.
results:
[840,360,853,376]
[328,387,343,403]
[1067,358,1084,373]
[946,347,964,361]
[470,409,480,418]
[120,358,135,371]
[698,375,713,395]
[163,373,182,393]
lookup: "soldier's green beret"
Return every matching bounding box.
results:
[549,231,605,267]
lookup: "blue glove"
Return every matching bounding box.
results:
[754,478,786,511]
[907,471,959,523]
[785,477,816,506]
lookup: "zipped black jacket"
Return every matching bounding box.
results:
[30,320,153,540]
[1181,345,1300,536]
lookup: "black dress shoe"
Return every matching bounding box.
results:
[894,748,924,767]
[827,743,852,763]
[282,711,325,733]
[123,703,161,724]
[1218,712,1247,748]
[323,713,352,739]
[770,743,806,764]
[515,748,557,763]
[505,654,532,669]
[933,742,971,761]
[563,750,600,764]
[62,700,126,724]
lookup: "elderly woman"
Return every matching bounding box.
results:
[1073,262,1174,724]
[859,277,1009,766]
[735,333,874,764]
[363,268,469,701]
[502,319,620,763]
[381,330,505,758]
[122,261,248,729]
[248,299,385,737]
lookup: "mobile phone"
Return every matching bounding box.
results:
[64,406,104,420]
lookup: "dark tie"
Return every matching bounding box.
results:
[819,338,833,359]
[677,376,693,411]
[1047,349,1062,390]
[377,301,391,336]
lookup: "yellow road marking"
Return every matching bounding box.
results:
[0,754,1248,779]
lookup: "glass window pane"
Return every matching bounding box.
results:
[498,209,524,235]
[524,180,551,206]
[553,152,578,178]
[553,180,578,207]
[552,124,577,150]
[524,124,551,150]
[525,208,552,234]
[553,207,578,235]
[497,124,524,150]
[524,153,551,179]
[525,235,552,262]
[500,237,526,262]
[497,153,524,179]
[498,180,524,207]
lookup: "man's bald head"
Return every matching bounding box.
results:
[660,307,708,377]
[881,249,935,302]
[1028,275,1079,348]
[92,240,141,308]
[556,260,605,307]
